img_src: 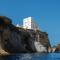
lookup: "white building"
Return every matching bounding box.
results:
[16,24,20,27]
[23,17,39,30]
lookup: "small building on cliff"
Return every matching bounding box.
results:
[0,16,51,55]
[22,17,51,52]
[23,17,39,30]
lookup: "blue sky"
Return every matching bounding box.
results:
[0,0,60,46]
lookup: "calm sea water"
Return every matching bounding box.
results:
[0,53,60,60]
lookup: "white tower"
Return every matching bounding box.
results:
[23,17,39,30]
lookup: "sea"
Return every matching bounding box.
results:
[0,53,60,60]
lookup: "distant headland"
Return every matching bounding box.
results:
[0,16,59,56]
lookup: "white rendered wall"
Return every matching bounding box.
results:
[23,17,31,29]
[23,17,39,30]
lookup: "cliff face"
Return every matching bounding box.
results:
[0,26,32,53]
[0,16,51,54]
[26,30,51,52]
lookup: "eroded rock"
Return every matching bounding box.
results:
[0,16,51,55]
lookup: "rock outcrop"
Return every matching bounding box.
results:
[26,29,51,52]
[0,16,51,55]
[55,44,60,53]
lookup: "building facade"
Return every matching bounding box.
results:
[23,17,39,30]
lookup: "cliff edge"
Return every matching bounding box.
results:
[0,16,51,55]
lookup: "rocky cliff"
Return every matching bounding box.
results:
[0,16,51,55]
[55,44,60,53]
